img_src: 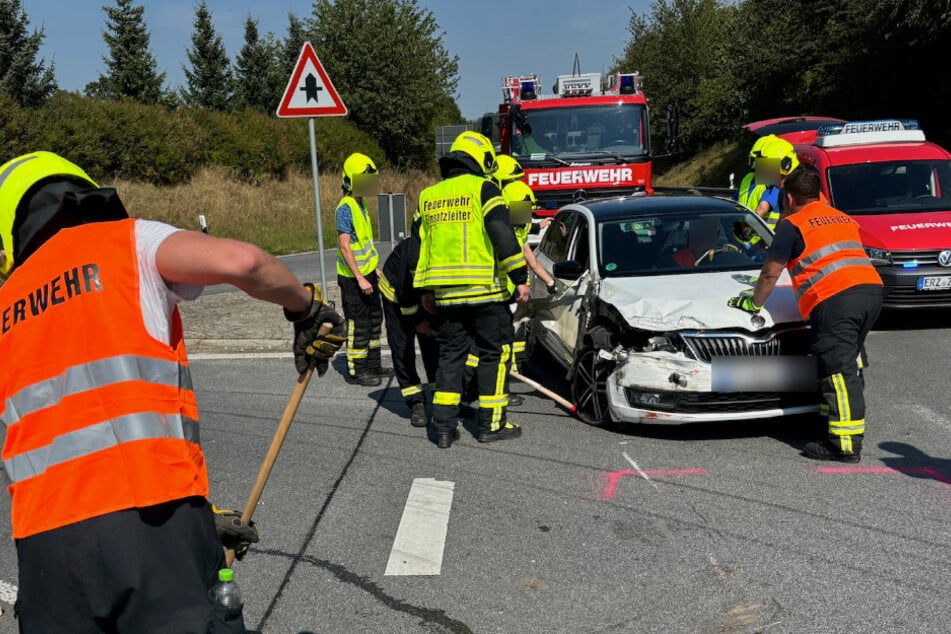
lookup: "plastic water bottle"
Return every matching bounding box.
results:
[209,568,243,610]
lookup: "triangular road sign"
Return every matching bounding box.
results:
[277,42,348,118]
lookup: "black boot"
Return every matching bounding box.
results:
[803,438,860,463]
[508,393,524,407]
[369,366,395,377]
[410,402,428,428]
[436,428,460,449]
[477,422,522,444]
[347,373,382,387]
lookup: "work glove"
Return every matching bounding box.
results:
[211,504,259,561]
[284,283,346,375]
[727,296,763,314]
[546,281,557,295]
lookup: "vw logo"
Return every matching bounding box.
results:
[939,250,951,267]
[573,189,588,203]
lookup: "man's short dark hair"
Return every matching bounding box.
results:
[784,165,822,205]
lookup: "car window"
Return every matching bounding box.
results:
[828,160,951,214]
[569,219,591,268]
[597,208,772,277]
[539,210,577,261]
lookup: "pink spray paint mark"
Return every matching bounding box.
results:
[816,466,951,486]
[602,469,706,499]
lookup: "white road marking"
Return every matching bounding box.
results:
[0,579,17,604]
[622,451,659,490]
[384,478,455,576]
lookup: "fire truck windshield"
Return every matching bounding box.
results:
[511,104,648,164]
[827,160,951,215]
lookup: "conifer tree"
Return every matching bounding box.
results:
[86,0,166,103]
[182,0,231,110]
[0,0,57,106]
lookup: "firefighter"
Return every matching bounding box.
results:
[415,131,530,448]
[503,179,556,376]
[756,136,801,226]
[728,165,882,462]
[336,152,392,386]
[735,134,776,216]
[0,151,344,631]
[379,219,439,427]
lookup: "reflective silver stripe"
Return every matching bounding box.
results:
[419,264,494,272]
[790,241,864,277]
[1,355,186,425]
[0,155,38,190]
[795,257,873,300]
[3,412,200,483]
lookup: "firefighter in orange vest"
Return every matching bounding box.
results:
[728,165,882,462]
[0,152,344,631]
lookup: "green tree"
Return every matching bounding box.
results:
[0,0,57,106]
[309,0,460,168]
[182,0,231,110]
[615,0,740,154]
[234,16,275,112]
[87,0,166,103]
[280,13,308,79]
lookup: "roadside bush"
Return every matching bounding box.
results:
[0,96,33,159]
[30,92,205,185]
[191,107,289,184]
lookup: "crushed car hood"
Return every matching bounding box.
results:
[599,270,802,332]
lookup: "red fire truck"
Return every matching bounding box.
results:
[483,71,662,218]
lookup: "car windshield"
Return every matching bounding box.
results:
[597,209,773,277]
[510,104,647,163]
[828,160,951,215]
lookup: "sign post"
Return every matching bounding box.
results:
[277,42,348,296]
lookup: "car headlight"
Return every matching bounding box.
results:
[864,247,891,266]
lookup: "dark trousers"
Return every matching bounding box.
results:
[383,298,439,406]
[809,285,883,454]
[15,497,246,633]
[432,302,514,434]
[339,271,384,377]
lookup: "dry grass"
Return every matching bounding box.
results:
[654,139,747,188]
[109,167,438,255]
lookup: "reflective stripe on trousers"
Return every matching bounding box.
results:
[3,412,200,483]
[1,354,190,425]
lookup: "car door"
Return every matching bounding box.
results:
[533,209,594,365]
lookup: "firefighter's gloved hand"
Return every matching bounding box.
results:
[546,281,557,295]
[211,504,259,561]
[285,283,346,375]
[727,296,763,314]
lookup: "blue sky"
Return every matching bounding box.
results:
[24,0,650,119]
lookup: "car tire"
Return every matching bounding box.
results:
[571,345,614,427]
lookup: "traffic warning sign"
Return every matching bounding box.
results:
[276,42,348,118]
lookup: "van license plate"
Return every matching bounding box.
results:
[917,276,951,291]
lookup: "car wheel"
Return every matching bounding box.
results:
[571,346,613,427]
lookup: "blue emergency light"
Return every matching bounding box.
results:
[520,80,537,100]
[619,74,636,94]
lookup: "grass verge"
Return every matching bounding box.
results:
[110,167,438,255]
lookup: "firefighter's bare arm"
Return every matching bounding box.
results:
[338,232,373,295]
[524,243,554,289]
[751,258,785,307]
[155,230,311,312]
[754,200,772,219]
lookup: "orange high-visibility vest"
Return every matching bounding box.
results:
[0,219,207,538]
[785,201,882,319]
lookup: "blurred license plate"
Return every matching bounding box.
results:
[917,276,951,291]
[712,357,817,392]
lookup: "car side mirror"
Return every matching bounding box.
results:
[553,259,585,280]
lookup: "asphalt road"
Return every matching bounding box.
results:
[2,307,951,633]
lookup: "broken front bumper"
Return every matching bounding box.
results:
[604,350,820,424]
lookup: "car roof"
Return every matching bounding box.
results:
[744,116,846,136]
[574,194,747,221]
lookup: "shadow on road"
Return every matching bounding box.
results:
[874,308,951,332]
[878,441,951,485]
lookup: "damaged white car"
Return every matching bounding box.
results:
[527,195,821,426]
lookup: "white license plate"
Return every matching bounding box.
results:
[917,276,951,291]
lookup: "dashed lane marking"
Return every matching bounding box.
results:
[384,478,455,576]
[0,579,17,604]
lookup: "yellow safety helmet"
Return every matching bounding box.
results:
[0,151,98,277]
[450,131,497,176]
[342,152,379,195]
[502,180,535,225]
[748,134,776,169]
[759,137,800,176]
[494,154,525,188]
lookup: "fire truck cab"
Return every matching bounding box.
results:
[485,71,654,222]
[795,119,951,308]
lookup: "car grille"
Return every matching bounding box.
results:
[884,286,951,307]
[625,389,819,414]
[890,249,949,266]
[681,328,810,363]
